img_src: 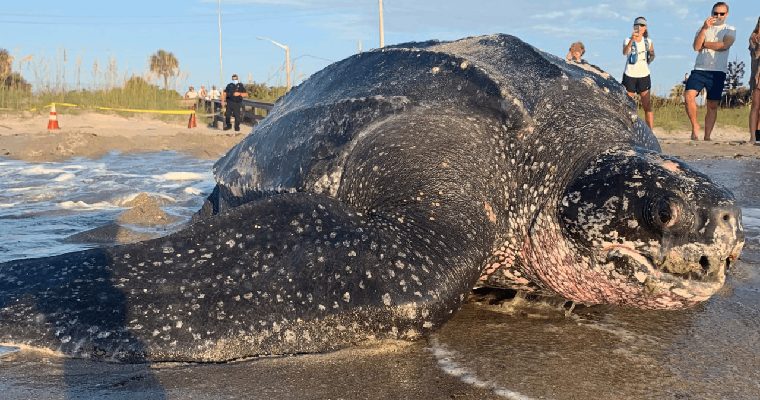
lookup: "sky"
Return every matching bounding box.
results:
[1,0,757,97]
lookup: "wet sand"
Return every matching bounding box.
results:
[2,115,760,399]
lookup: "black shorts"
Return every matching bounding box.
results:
[685,70,726,101]
[622,74,651,94]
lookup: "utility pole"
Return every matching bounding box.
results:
[257,36,291,91]
[378,0,385,48]
[358,39,363,53]
[217,0,224,88]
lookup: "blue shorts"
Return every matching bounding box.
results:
[685,70,726,101]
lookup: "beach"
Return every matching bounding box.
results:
[2,112,759,163]
[1,112,760,399]
[0,112,246,162]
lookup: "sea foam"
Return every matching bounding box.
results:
[152,172,206,181]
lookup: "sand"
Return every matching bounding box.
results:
[1,112,758,163]
[0,111,246,162]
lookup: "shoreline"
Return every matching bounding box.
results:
[2,112,760,162]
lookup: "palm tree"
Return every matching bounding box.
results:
[0,48,13,84]
[149,50,179,90]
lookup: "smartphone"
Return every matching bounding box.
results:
[634,26,640,34]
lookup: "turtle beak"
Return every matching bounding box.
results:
[658,204,744,281]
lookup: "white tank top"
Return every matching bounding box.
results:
[623,37,652,78]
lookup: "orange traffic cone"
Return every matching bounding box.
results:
[47,104,60,131]
[187,112,197,129]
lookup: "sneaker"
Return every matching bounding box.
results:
[223,126,231,131]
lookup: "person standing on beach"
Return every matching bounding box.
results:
[749,17,760,145]
[684,2,736,141]
[222,74,248,132]
[184,86,198,100]
[566,41,585,63]
[209,85,221,113]
[622,17,655,129]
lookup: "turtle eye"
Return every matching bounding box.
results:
[644,197,684,231]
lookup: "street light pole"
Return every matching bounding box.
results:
[217,0,223,88]
[378,0,385,48]
[257,36,291,91]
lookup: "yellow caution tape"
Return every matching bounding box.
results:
[23,103,197,115]
[95,106,195,115]
[47,102,79,108]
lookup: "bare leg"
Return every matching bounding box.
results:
[704,100,718,141]
[640,90,654,129]
[684,89,700,140]
[751,88,760,143]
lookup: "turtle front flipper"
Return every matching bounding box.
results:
[0,191,491,362]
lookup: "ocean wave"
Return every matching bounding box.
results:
[0,203,17,208]
[20,166,68,175]
[53,173,76,182]
[8,187,37,193]
[183,187,203,195]
[151,172,207,181]
[58,200,119,210]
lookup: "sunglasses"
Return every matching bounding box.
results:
[712,11,726,16]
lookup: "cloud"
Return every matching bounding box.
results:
[657,54,687,60]
[529,25,618,39]
[531,4,628,22]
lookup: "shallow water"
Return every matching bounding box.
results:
[430,158,760,399]
[0,157,758,399]
[0,152,215,262]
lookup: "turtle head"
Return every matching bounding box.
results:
[549,148,744,309]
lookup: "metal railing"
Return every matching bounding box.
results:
[187,98,275,128]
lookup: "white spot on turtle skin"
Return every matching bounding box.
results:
[431,66,441,74]
[660,160,683,174]
[343,292,351,302]
[460,61,469,69]
[382,293,392,306]
[226,240,236,248]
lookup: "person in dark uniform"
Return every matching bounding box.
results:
[221,73,248,131]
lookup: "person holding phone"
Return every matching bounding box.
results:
[749,16,760,145]
[684,2,736,141]
[622,16,655,129]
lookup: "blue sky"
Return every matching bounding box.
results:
[1,0,757,97]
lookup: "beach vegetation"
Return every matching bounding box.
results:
[149,50,180,90]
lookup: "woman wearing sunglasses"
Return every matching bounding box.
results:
[622,16,655,129]
[749,17,760,145]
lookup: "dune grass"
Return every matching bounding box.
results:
[636,100,749,132]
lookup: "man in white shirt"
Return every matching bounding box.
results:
[684,2,736,141]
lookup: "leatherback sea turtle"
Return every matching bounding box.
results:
[0,35,745,362]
